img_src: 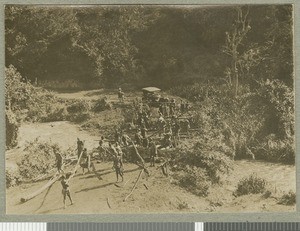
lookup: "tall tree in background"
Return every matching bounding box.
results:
[74,6,159,87]
[265,5,293,86]
[222,7,252,96]
[5,6,79,81]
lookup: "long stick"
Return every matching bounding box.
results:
[35,183,54,212]
[68,149,85,180]
[90,162,103,180]
[20,149,85,203]
[130,140,150,176]
[20,174,61,203]
[131,141,145,165]
[106,197,111,209]
[123,169,144,202]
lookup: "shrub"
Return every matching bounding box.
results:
[278,191,296,205]
[6,109,19,149]
[255,134,295,164]
[235,173,267,196]
[41,105,69,122]
[177,201,189,210]
[172,169,210,197]
[6,168,21,188]
[17,139,63,180]
[66,99,92,123]
[92,98,112,112]
[5,65,69,123]
[66,99,90,114]
[174,142,233,183]
[170,80,295,165]
[68,112,91,123]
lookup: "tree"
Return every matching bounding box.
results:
[222,7,252,96]
[5,6,79,82]
[264,5,293,86]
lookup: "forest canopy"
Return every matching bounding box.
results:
[5,5,293,89]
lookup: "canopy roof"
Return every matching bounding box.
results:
[142,87,161,93]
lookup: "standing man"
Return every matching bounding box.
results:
[80,148,90,174]
[118,88,125,103]
[158,114,166,137]
[180,99,185,113]
[172,120,181,147]
[183,119,191,138]
[98,136,106,161]
[76,138,84,159]
[141,124,148,139]
[61,172,74,209]
[55,151,64,174]
[149,138,157,167]
[115,142,123,156]
[113,153,124,182]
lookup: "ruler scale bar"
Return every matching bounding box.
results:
[204,222,300,231]
[1,222,300,231]
[47,222,197,231]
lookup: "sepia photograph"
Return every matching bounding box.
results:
[5,4,295,214]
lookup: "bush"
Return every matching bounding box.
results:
[235,173,267,196]
[41,105,69,122]
[6,109,19,149]
[172,169,210,197]
[66,99,91,114]
[66,99,92,123]
[5,65,69,123]
[92,98,112,112]
[17,139,63,180]
[278,191,296,205]
[173,142,233,184]
[6,168,21,188]
[170,80,295,165]
[255,135,295,164]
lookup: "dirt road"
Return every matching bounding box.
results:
[6,121,296,214]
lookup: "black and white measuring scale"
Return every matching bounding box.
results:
[0,222,299,231]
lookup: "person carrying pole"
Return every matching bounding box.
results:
[61,172,74,209]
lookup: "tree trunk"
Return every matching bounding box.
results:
[232,56,239,97]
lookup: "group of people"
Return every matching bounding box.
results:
[55,88,193,209]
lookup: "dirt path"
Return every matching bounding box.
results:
[6,122,296,214]
[6,162,211,214]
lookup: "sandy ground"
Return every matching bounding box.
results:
[6,121,296,214]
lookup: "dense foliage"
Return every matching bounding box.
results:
[5,5,293,89]
[17,139,63,179]
[170,78,295,164]
[169,141,233,196]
